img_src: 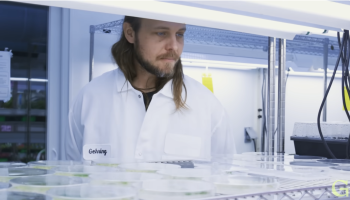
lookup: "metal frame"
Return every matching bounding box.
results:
[88,19,339,199]
[267,37,276,154]
[277,39,286,154]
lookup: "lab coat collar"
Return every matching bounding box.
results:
[116,68,173,98]
[116,68,132,93]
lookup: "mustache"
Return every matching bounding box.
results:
[157,51,180,60]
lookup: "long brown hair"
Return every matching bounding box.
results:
[111,16,187,110]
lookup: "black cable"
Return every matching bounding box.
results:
[317,31,347,159]
[252,139,257,152]
[339,30,350,158]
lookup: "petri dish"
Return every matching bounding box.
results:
[28,161,85,170]
[157,168,212,180]
[0,163,26,169]
[139,180,214,200]
[89,172,164,188]
[46,184,136,200]
[204,174,279,195]
[317,159,350,166]
[289,161,338,167]
[0,182,11,191]
[118,163,180,173]
[330,166,350,178]
[292,155,327,162]
[9,175,87,194]
[0,168,54,183]
[0,191,51,200]
[54,165,119,177]
[91,159,120,168]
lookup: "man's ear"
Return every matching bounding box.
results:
[123,23,135,44]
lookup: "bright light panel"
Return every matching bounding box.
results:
[9,0,329,39]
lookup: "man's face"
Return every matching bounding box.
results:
[132,19,186,77]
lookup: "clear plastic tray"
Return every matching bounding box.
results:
[157,168,212,180]
[54,165,119,177]
[28,160,85,169]
[89,172,164,188]
[139,180,214,200]
[0,191,51,200]
[0,162,26,168]
[232,160,331,180]
[0,168,54,182]
[0,182,10,191]
[317,159,350,165]
[118,163,180,173]
[46,184,136,200]
[203,174,279,195]
[9,175,87,194]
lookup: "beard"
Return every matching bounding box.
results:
[134,39,179,78]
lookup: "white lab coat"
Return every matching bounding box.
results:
[66,68,236,163]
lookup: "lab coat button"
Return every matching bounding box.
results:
[138,95,141,98]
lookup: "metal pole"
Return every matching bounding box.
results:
[89,25,95,82]
[277,39,286,154]
[261,68,267,152]
[267,37,276,154]
[323,38,329,122]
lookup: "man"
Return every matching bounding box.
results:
[66,16,236,162]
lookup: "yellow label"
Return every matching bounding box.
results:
[344,87,350,111]
[202,73,214,93]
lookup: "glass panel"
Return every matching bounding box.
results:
[0,1,48,162]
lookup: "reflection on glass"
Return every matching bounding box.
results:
[0,1,48,163]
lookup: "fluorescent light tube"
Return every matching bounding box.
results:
[10,77,28,81]
[182,61,257,70]
[8,0,328,39]
[191,1,350,30]
[181,58,279,70]
[288,68,341,78]
[30,78,48,82]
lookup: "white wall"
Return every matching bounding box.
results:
[285,75,347,154]
[69,9,123,106]
[183,66,259,153]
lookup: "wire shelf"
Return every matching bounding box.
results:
[91,19,340,57]
[196,178,349,200]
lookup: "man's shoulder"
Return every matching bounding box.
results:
[81,69,118,93]
[183,75,215,98]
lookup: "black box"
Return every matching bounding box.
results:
[291,136,349,159]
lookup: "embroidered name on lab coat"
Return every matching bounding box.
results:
[83,144,111,160]
[89,148,107,156]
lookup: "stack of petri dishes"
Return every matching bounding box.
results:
[139,180,214,200]
[0,168,54,183]
[46,184,137,200]
[0,191,51,200]
[118,163,180,173]
[204,174,279,195]
[28,160,86,170]
[53,165,119,177]
[89,172,164,189]
[0,162,26,169]
[157,168,212,180]
[0,182,11,191]
[9,175,87,194]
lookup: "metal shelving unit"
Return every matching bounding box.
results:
[197,178,350,200]
[88,19,345,200]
